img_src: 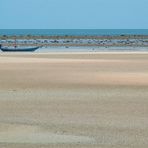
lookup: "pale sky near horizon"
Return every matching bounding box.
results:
[0,0,147,29]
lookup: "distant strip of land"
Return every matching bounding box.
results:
[1,35,148,47]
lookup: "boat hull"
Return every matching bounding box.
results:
[0,46,39,52]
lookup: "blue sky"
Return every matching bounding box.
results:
[0,0,147,29]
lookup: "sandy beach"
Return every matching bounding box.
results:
[0,52,148,148]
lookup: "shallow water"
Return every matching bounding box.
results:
[35,46,148,53]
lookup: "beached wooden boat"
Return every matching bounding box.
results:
[0,44,39,52]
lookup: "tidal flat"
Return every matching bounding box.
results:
[0,52,148,147]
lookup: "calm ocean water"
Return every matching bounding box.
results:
[0,29,148,36]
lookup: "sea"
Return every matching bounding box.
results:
[0,29,148,36]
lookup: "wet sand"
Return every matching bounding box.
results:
[0,52,148,148]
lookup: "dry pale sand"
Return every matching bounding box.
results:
[0,52,148,148]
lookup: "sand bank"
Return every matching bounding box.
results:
[0,52,148,148]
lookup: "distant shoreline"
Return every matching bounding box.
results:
[1,34,148,39]
[1,35,148,47]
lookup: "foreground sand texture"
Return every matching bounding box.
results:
[0,52,148,148]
